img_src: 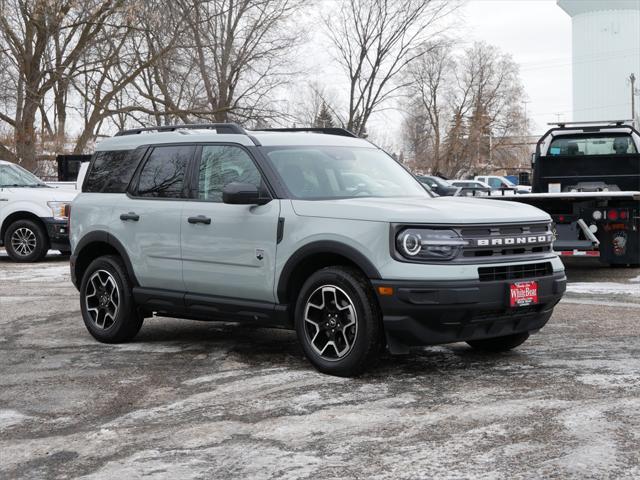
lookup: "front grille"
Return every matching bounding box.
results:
[478,262,553,282]
[460,223,553,259]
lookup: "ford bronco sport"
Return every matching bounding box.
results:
[70,124,566,376]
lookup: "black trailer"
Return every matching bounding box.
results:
[491,121,640,266]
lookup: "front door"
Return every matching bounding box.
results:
[181,144,280,303]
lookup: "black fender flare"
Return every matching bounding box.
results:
[73,231,139,287]
[276,240,381,303]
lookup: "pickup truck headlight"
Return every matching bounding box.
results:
[396,228,468,261]
[47,201,70,220]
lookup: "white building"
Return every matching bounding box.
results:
[558,0,640,123]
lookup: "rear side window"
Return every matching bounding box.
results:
[134,145,193,198]
[84,149,142,193]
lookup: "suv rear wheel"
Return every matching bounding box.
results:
[466,332,530,352]
[4,219,49,262]
[294,266,382,377]
[80,255,143,343]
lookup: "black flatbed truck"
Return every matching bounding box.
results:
[492,121,640,266]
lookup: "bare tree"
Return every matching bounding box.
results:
[0,0,124,170]
[128,0,302,127]
[69,2,190,153]
[324,0,455,136]
[404,41,453,173]
[404,41,528,177]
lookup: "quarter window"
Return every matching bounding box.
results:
[197,145,262,202]
[135,146,192,198]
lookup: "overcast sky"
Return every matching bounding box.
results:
[357,0,573,148]
[462,0,572,134]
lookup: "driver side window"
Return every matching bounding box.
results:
[198,145,262,202]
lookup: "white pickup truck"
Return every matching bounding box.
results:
[0,160,77,262]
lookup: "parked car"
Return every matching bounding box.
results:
[475,175,532,194]
[0,160,76,261]
[450,180,492,196]
[70,124,566,376]
[415,175,459,196]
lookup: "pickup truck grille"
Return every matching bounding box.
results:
[459,223,553,259]
[478,262,553,282]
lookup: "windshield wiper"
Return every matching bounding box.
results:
[0,184,25,188]
[28,183,50,187]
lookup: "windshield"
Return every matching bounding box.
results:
[548,134,638,156]
[265,146,429,199]
[0,163,47,187]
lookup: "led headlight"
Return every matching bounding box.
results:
[47,201,70,220]
[396,228,468,261]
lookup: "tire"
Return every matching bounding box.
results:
[79,255,143,343]
[4,219,49,262]
[467,332,530,352]
[294,266,382,377]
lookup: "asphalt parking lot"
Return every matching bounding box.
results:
[1,252,639,479]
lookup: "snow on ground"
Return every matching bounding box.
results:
[0,264,70,283]
[566,282,640,296]
[0,410,32,431]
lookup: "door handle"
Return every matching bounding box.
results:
[187,215,211,225]
[120,212,140,221]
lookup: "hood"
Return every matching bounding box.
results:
[5,186,78,202]
[291,196,550,224]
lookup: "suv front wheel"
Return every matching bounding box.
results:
[80,255,143,343]
[294,266,382,377]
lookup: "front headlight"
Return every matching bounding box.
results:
[396,228,468,261]
[47,201,70,220]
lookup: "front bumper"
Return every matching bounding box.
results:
[42,217,70,251]
[372,271,566,354]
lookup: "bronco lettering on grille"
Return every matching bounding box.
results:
[475,234,553,247]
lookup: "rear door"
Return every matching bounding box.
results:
[112,144,195,291]
[180,144,280,303]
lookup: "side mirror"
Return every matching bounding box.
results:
[222,182,270,205]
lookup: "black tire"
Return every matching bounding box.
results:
[3,219,49,262]
[467,332,530,352]
[294,266,382,377]
[79,255,143,343]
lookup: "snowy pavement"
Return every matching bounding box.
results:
[0,253,639,479]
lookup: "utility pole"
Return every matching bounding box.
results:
[631,73,636,128]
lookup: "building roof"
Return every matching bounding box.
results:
[559,0,640,17]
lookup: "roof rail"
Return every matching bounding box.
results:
[114,123,247,137]
[548,120,634,128]
[252,127,359,138]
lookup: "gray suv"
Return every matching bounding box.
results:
[70,124,566,376]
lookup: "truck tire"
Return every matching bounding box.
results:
[467,332,530,352]
[294,266,382,377]
[79,255,143,343]
[3,219,49,262]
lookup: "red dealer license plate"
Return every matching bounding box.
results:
[510,281,538,307]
